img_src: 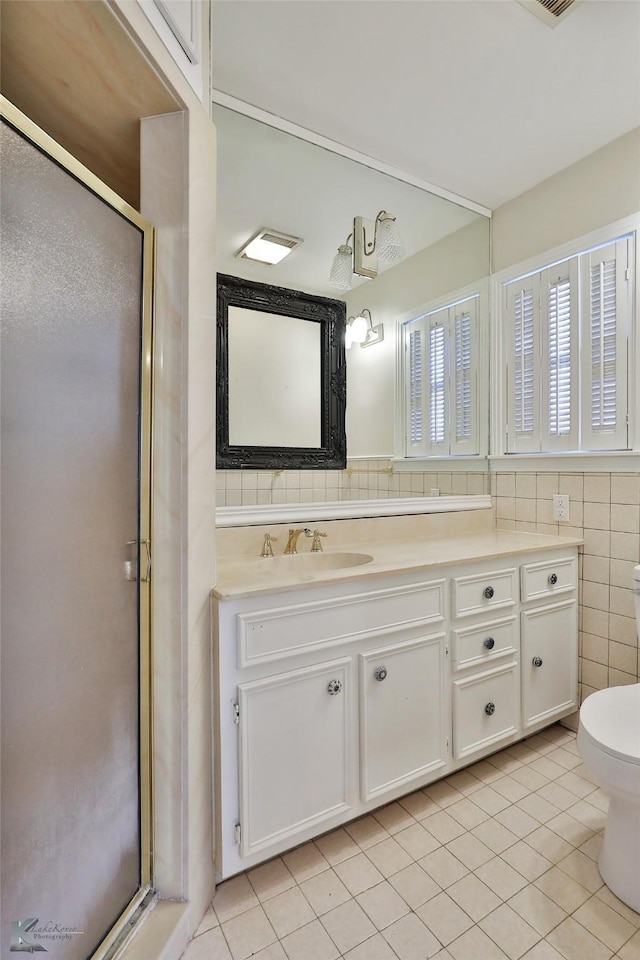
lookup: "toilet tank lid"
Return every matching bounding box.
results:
[580,685,640,764]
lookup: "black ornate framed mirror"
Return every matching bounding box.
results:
[216,273,347,469]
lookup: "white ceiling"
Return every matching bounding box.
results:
[211,0,640,211]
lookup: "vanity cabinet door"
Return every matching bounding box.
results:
[237,658,352,860]
[359,633,447,803]
[521,599,578,728]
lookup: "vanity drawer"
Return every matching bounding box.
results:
[238,579,445,666]
[521,556,577,602]
[451,568,517,619]
[451,615,517,671]
[453,661,518,760]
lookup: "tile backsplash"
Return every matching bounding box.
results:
[215,463,640,704]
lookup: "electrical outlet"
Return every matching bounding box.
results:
[430,488,440,497]
[553,493,570,522]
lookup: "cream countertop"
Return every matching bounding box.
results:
[213,522,583,600]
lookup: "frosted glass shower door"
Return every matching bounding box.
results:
[1,105,153,960]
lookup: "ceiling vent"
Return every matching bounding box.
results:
[516,0,582,27]
[236,229,302,265]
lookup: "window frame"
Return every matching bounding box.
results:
[491,214,640,472]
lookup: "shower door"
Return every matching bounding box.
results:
[0,100,153,959]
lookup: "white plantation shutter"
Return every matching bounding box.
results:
[581,239,629,450]
[451,298,479,455]
[541,262,578,451]
[428,316,447,451]
[406,325,425,453]
[506,276,540,452]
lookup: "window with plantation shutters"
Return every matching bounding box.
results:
[402,293,479,457]
[503,232,632,455]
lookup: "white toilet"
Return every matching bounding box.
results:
[577,564,640,913]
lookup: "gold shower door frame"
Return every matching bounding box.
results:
[0,96,155,960]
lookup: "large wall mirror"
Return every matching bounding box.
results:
[214,101,491,479]
[217,273,346,468]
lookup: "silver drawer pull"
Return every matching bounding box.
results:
[548,573,558,585]
[532,656,543,667]
[483,586,495,599]
[327,679,343,695]
[374,666,388,682]
[484,637,495,650]
[485,702,496,716]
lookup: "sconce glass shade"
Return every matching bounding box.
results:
[328,244,353,289]
[349,314,369,343]
[376,215,404,264]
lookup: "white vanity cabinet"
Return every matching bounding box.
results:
[213,543,579,880]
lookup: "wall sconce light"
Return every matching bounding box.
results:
[345,308,384,350]
[329,211,403,290]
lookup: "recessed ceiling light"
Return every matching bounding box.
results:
[236,229,302,265]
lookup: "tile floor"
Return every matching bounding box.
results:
[182,725,640,960]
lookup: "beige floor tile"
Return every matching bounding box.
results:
[394,821,441,859]
[534,866,592,913]
[519,941,565,959]
[282,842,330,883]
[416,891,474,945]
[193,904,219,938]
[424,780,466,808]
[536,781,582,812]
[557,849,605,893]
[221,905,277,960]
[524,825,574,864]
[382,911,442,959]
[299,868,351,916]
[471,817,519,854]
[319,899,376,954]
[475,856,529,900]
[486,752,525,775]
[529,757,566,781]
[547,916,614,960]
[262,887,315,938]
[447,924,510,959]
[495,805,540,839]
[447,798,490,830]
[345,814,390,850]
[573,896,637,951]
[465,759,505,784]
[595,885,640,928]
[545,746,583,770]
[445,769,484,796]
[373,801,417,834]
[579,832,604,863]
[182,926,232,960]
[248,858,296,902]
[479,903,540,959]
[279,919,340,960]
[447,872,502,921]
[471,785,512,815]
[248,946,287,960]
[492,776,532,804]
[213,873,260,923]
[418,846,469,888]
[399,789,440,820]
[356,879,411,929]
[546,811,595,847]
[389,862,440,909]
[365,836,414,877]
[511,766,551,792]
[516,793,561,825]
[618,929,640,960]
[508,885,566,936]
[567,799,607,831]
[501,841,552,881]
[343,932,398,960]
[446,833,494,870]
[556,770,598,799]
[333,851,384,895]
[314,828,360,866]
[424,809,467,844]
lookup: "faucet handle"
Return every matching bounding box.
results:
[260,533,278,558]
[311,529,328,552]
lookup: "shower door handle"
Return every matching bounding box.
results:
[125,539,151,582]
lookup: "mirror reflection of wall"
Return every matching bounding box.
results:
[213,102,491,506]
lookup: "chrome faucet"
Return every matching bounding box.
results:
[284,527,312,554]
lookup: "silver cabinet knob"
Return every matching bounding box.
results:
[484,637,495,650]
[327,679,343,695]
[532,656,543,667]
[374,666,388,682]
[485,702,496,716]
[548,573,558,585]
[483,586,495,599]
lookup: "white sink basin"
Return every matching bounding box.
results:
[259,551,374,573]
